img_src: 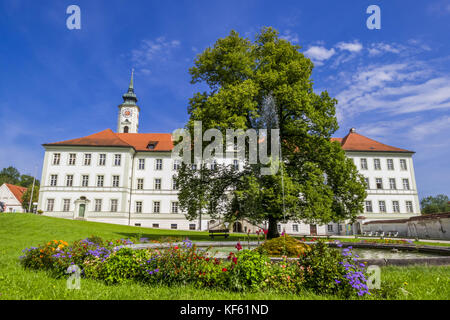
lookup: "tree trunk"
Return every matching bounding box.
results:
[267,215,280,239]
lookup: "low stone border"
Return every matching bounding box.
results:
[125,241,450,266]
[329,242,450,255]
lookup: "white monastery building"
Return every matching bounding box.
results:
[37,73,421,235]
[0,183,27,213]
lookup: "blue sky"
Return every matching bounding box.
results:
[0,0,449,199]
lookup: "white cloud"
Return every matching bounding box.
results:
[131,36,181,66]
[280,30,300,44]
[333,62,450,121]
[304,46,335,64]
[336,41,363,53]
[367,43,404,56]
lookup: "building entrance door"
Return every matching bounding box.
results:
[310,224,317,236]
[79,204,85,218]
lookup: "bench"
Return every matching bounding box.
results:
[209,229,230,239]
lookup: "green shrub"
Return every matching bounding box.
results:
[298,240,370,297]
[228,250,271,291]
[256,234,310,257]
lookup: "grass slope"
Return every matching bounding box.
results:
[0,213,449,300]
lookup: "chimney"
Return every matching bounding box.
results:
[350,128,356,133]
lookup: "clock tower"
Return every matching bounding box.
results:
[117,69,140,133]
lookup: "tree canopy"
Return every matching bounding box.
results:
[175,27,366,238]
[420,194,450,214]
[0,166,40,188]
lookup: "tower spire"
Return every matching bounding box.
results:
[129,68,134,90]
[122,69,138,105]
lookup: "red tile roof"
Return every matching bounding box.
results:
[332,129,414,153]
[43,128,412,154]
[5,184,27,203]
[43,129,173,152]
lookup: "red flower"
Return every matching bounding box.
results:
[235,242,242,251]
[174,245,179,250]
[206,258,210,261]
[232,257,238,264]
[222,268,228,272]
[263,229,268,235]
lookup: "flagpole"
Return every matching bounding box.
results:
[28,166,37,213]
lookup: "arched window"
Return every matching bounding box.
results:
[123,126,129,133]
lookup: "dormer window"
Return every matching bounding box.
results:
[147,141,158,150]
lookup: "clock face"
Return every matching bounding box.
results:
[122,108,132,118]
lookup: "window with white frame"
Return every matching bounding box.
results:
[46,199,55,211]
[360,158,368,170]
[406,201,414,213]
[135,201,143,213]
[375,178,383,189]
[97,175,104,187]
[171,202,179,213]
[400,159,407,170]
[173,160,180,170]
[327,225,333,232]
[365,201,373,213]
[110,199,118,212]
[94,199,102,212]
[171,224,177,230]
[68,153,76,165]
[137,178,144,190]
[392,201,400,213]
[364,177,370,189]
[233,159,239,170]
[84,154,91,166]
[112,175,120,187]
[154,178,161,190]
[155,159,163,170]
[378,201,386,213]
[277,225,281,232]
[82,175,89,187]
[99,154,106,166]
[389,178,396,190]
[66,175,73,187]
[114,154,121,166]
[387,159,394,170]
[138,159,145,170]
[152,224,159,228]
[53,153,60,165]
[402,178,410,190]
[189,224,196,230]
[292,224,298,232]
[172,176,178,190]
[153,201,160,213]
[50,174,58,187]
[374,158,381,170]
[63,199,71,212]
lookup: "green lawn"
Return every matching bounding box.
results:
[0,213,449,300]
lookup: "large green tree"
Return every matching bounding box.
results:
[176,27,366,239]
[420,194,450,214]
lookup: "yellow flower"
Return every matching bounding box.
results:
[403,281,408,286]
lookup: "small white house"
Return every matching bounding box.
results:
[0,183,27,212]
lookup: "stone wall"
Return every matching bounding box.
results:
[362,212,450,240]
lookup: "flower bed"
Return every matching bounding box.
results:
[19,236,394,298]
